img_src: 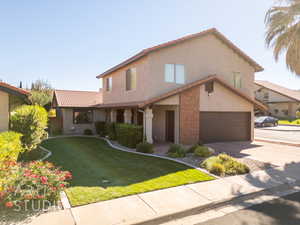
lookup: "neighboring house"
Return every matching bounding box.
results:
[255,80,300,119]
[0,82,30,132]
[52,90,104,134]
[52,28,266,144]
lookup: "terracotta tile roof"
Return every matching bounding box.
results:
[53,90,102,108]
[139,75,267,111]
[255,80,300,102]
[96,28,263,78]
[0,82,30,95]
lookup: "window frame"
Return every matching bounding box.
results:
[233,72,242,89]
[73,108,94,124]
[164,64,185,84]
[106,77,112,92]
[126,68,137,91]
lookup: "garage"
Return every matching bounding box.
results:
[199,112,251,143]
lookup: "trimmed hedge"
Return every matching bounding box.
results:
[105,122,116,140]
[95,121,107,136]
[83,129,93,135]
[0,131,23,162]
[167,144,186,158]
[115,123,143,148]
[10,105,48,152]
[136,142,154,153]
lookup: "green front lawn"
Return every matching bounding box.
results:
[278,119,300,126]
[41,137,214,206]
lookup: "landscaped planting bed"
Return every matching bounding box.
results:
[41,137,214,206]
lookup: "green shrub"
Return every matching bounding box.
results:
[194,146,214,158]
[95,121,107,136]
[115,123,143,148]
[168,144,186,158]
[83,129,93,135]
[0,131,23,162]
[187,145,199,153]
[136,142,154,153]
[201,153,249,176]
[210,163,225,176]
[105,122,116,140]
[10,105,48,152]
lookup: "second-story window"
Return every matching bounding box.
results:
[126,68,137,91]
[165,64,185,84]
[106,77,112,92]
[233,72,242,89]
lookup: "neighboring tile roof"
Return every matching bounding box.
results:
[53,90,102,108]
[96,28,263,78]
[0,82,30,96]
[139,75,267,111]
[255,80,300,102]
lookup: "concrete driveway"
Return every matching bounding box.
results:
[255,125,300,144]
[206,141,300,167]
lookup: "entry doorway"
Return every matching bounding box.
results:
[165,110,175,142]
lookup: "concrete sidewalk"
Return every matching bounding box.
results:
[67,163,300,225]
[23,162,300,225]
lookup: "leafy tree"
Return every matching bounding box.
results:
[10,105,48,152]
[265,0,300,75]
[29,79,53,107]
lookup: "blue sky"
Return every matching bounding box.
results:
[1,0,300,91]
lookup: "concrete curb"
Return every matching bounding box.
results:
[60,191,72,209]
[255,138,300,147]
[38,146,52,161]
[102,137,219,179]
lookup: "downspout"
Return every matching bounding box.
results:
[138,109,146,142]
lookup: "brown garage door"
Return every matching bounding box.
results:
[199,112,251,143]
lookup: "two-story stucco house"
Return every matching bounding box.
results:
[52,28,266,144]
[255,80,300,119]
[0,82,30,132]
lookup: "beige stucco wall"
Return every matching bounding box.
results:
[200,82,254,140]
[152,105,179,143]
[254,85,294,103]
[102,56,150,104]
[0,91,9,132]
[268,102,299,118]
[101,33,256,104]
[62,108,106,134]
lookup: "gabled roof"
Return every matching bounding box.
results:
[255,80,300,102]
[139,75,267,111]
[0,82,30,97]
[53,90,102,108]
[96,28,263,78]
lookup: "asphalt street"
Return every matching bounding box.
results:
[196,191,300,225]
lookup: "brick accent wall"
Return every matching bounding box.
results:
[179,86,200,144]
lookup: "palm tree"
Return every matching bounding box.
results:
[265,0,300,75]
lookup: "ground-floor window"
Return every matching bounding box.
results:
[73,109,93,124]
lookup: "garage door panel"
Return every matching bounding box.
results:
[200,112,251,143]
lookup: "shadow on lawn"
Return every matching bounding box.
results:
[132,161,300,225]
[43,137,206,188]
[205,141,263,158]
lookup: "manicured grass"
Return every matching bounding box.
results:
[19,147,47,162]
[41,137,214,206]
[279,119,300,126]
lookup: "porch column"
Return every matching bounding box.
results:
[145,107,153,144]
[124,109,132,124]
[110,109,117,122]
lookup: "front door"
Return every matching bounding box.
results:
[165,110,175,142]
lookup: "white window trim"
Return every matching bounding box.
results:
[125,68,137,92]
[165,64,185,84]
[106,77,112,92]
